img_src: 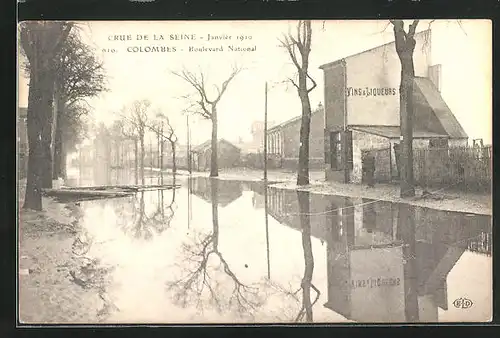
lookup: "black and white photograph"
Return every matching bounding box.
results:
[17,19,492,324]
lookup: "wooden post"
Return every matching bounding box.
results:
[187,114,191,174]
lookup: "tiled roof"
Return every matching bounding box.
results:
[268,107,323,132]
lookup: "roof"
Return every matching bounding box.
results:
[268,107,323,133]
[348,77,468,140]
[319,29,431,70]
[191,138,240,153]
[350,126,449,139]
[413,77,468,138]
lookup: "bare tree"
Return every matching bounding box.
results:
[390,20,419,198]
[122,100,151,185]
[172,66,242,177]
[118,116,139,185]
[20,21,73,210]
[279,20,317,186]
[166,178,263,316]
[154,112,178,178]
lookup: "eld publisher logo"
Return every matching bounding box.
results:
[453,298,473,309]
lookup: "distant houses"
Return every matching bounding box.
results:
[266,103,325,170]
[190,139,241,172]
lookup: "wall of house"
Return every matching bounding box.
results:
[350,130,391,183]
[345,30,431,126]
[267,109,325,170]
[219,142,241,168]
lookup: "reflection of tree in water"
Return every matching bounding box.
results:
[67,203,118,321]
[123,185,177,239]
[265,190,320,322]
[166,178,263,318]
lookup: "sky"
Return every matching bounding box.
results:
[18,19,492,146]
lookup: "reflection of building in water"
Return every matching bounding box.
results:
[190,177,243,207]
[241,181,267,209]
[264,187,491,322]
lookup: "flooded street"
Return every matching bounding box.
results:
[19,168,492,324]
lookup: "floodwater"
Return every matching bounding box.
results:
[34,168,493,323]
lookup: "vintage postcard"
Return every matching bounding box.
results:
[17,19,492,324]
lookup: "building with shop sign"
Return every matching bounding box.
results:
[319,29,468,184]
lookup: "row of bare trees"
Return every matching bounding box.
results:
[110,100,178,186]
[20,22,107,210]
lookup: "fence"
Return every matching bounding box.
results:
[413,146,491,192]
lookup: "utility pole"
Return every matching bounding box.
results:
[264,82,268,182]
[187,114,192,174]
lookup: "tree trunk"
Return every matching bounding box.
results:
[210,105,218,177]
[394,21,417,198]
[400,61,415,197]
[139,131,145,185]
[23,67,55,210]
[297,190,314,322]
[297,75,312,186]
[52,116,63,180]
[134,138,138,185]
[40,77,56,189]
[170,141,177,175]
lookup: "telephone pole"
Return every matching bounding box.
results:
[187,114,192,174]
[264,82,268,182]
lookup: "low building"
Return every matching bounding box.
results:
[319,29,468,184]
[266,103,325,170]
[190,138,241,172]
[18,107,28,178]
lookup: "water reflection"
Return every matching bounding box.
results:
[124,189,177,240]
[296,190,320,322]
[166,178,263,319]
[264,185,491,323]
[55,174,491,323]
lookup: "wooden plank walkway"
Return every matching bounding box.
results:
[41,184,181,202]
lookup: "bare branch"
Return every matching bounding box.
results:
[306,73,317,93]
[408,19,420,37]
[279,35,301,71]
